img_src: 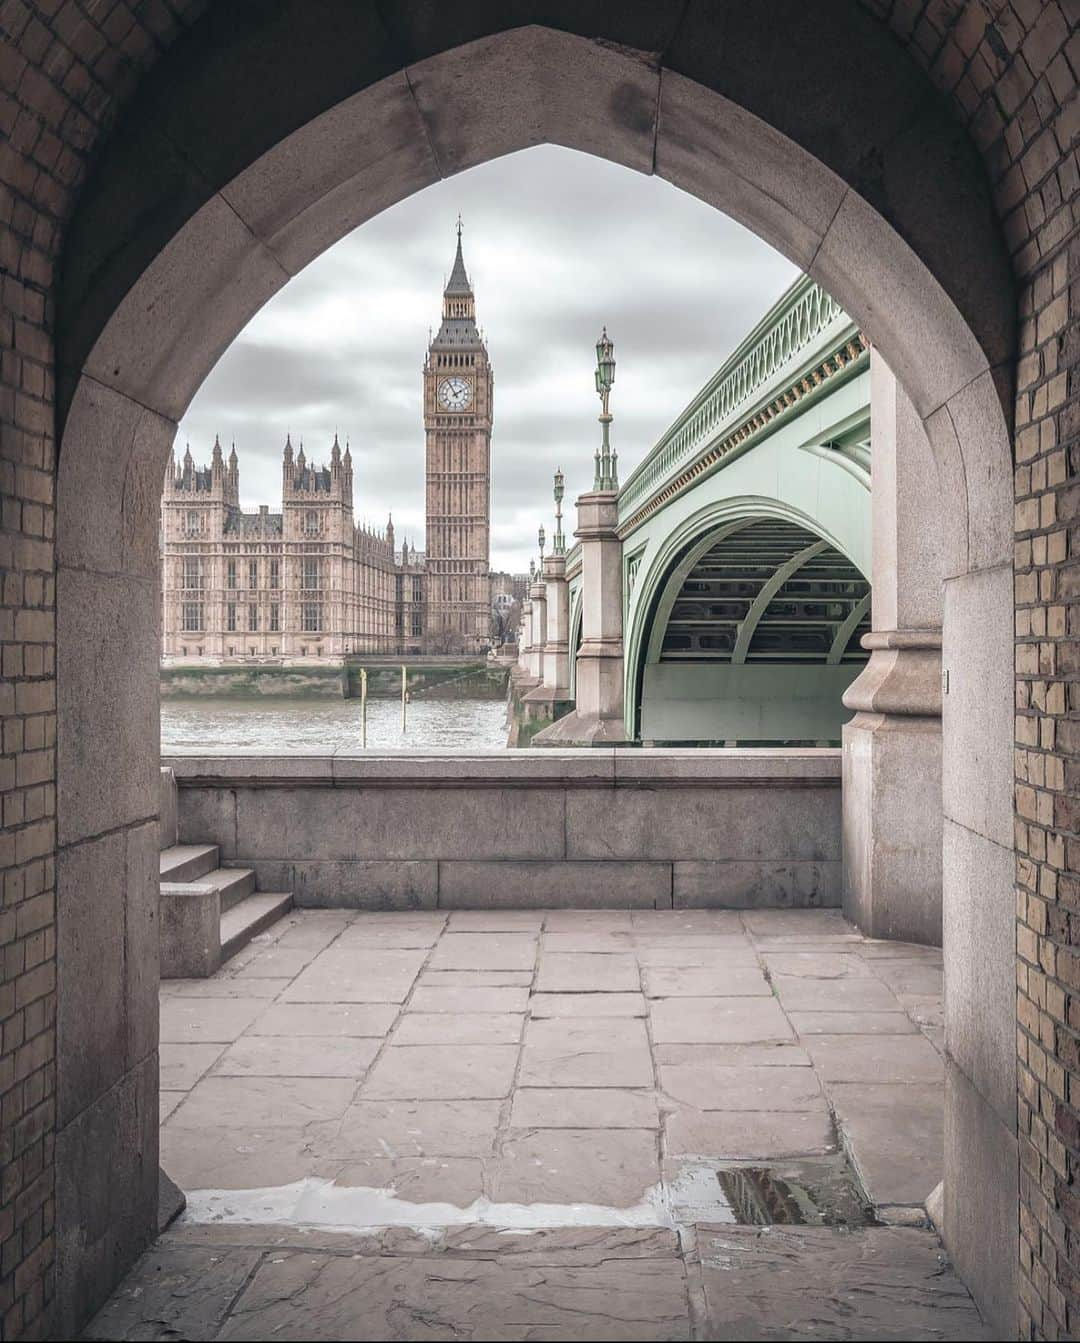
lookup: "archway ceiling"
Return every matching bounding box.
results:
[56,2,1014,440]
[659,518,871,664]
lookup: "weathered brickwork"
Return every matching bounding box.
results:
[859,4,1077,1338]
[0,1,1074,1338]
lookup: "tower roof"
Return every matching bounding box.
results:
[444,216,471,297]
[432,217,482,351]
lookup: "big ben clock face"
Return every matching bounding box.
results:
[437,375,473,411]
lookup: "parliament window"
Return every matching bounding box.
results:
[248,559,258,589]
[227,559,237,589]
[269,604,280,632]
[248,603,258,632]
[302,557,320,590]
[181,602,202,632]
[302,602,321,632]
[304,510,319,535]
[182,557,201,589]
[226,603,237,632]
[269,559,280,588]
[411,612,423,637]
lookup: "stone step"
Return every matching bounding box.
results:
[160,844,219,883]
[191,866,256,913]
[221,892,293,963]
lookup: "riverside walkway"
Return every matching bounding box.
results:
[86,908,989,1340]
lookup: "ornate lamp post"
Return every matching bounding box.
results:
[538,525,546,561]
[594,328,618,491]
[553,469,566,554]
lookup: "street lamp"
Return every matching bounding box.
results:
[553,468,565,555]
[594,327,618,491]
[538,524,546,562]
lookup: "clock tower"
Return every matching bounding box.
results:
[422,219,493,653]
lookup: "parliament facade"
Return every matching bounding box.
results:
[160,226,493,660]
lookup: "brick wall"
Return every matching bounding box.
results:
[0,1,1075,1337]
[859,3,1079,1338]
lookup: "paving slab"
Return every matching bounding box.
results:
[334,1155,485,1207]
[743,910,855,937]
[761,951,873,978]
[83,1244,265,1341]
[660,1063,826,1112]
[769,973,903,1013]
[324,1100,502,1159]
[160,1041,226,1091]
[417,969,534,987]
[529,992,647,1017]
[333,922,444,949]
[664,1107,835,1159]
[696,1224,991,1340]
[649,996,794,1044]
[535,951,641,992]
[228,946,320,979]
[541,930,637,952]
[829,1083,945,1206]
[643,965,771,997]
[636,944,760,967]
[162,977,292,999]
[159,996,268,1043]
[787,1010,919,1035]
[362,1044,519,1099]
[544,909,635,930]
[392,1012,524,1045]
[519,1017,655,1088]
[159,1090,186,1123]
[655,1042,812,1067]
[217,1245,691,1341]
[407,984,529,1013]
[489,1127,661,1207]
[804,1033,945,1085]
[427,932,538,971]
[447,910,546,931]
[510,1088,660,1129]
[871,957,945,996]
[169,1074,358,1129]
[160,1124,321,1189]
[249,1002,399,1037]
[281,947,426,1003]
[212,1035,380,1078]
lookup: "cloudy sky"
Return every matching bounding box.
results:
[178,146,797,572]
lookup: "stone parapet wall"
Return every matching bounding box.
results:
[166,750,842,912]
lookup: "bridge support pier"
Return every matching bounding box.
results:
[523,551,573,727]
[534,490,626,745]
[842,353,944,946]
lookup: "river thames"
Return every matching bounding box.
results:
[160,697,510,753]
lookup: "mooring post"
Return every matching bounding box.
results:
[401,663,407,733]
[360,667,368,748]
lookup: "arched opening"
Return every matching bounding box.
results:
[637,516,870,745]
[50,13,1016,1337]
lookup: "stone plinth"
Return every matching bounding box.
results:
[535,490,624,745]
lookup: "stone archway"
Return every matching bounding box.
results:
[50,9,1017,1336]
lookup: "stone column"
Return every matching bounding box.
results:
[523,549,572,724]
[527,577,547,681]
[842,351,944,944]
[534,489,625,744]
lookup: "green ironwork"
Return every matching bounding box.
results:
[619,275,856,519]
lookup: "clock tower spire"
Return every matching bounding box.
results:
[422,219,493,653]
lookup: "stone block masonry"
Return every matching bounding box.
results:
[166,750,842,911]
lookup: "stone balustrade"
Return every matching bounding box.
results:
[165,748,841,911]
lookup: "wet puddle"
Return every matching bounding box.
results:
[668,1156,875,1228]
[183,1156,875,1235]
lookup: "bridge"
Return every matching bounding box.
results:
[513,274,876,748]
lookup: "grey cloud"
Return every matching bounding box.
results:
[178,145,798,571]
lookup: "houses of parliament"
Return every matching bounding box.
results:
[160,224,494,660]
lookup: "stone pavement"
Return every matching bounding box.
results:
[86,908,991,1340]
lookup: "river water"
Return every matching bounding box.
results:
[160,696,509,753]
